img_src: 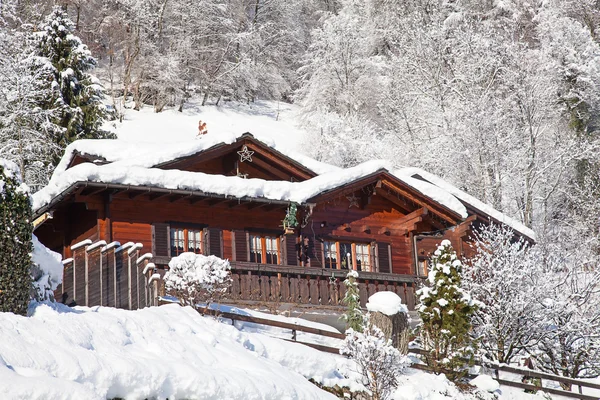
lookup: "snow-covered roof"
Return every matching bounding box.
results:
[37,131,535,241]
[33,160,390,212]
[52,132,339,181]
[397,167,536,241]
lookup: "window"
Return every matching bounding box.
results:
[322,240,375,272]
[339,242,353,270]
[355,243,371,272]
[417,259,429,277]
[324,241,337,269]
[250,234,280,264]
[170,227,203,256]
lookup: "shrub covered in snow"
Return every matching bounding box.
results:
[31,235,63,301]
[0,160,32,315]
[341,316,410,400]
[416,240,480,380]
[463,224,544,364]
[342,270,363,332]
[164,253,232,306]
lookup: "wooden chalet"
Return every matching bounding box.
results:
[33,133,535,311]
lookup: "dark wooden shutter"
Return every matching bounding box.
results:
[152,223,169,257]
[206,228,223,258]
[285,235,298,266]
[377,242,391,273]
[233,230,248,261]
[309,238,323,268]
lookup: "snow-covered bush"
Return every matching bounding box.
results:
[31,235,63,301]
[164,253,232,306]
[0,159,32,315]
[341,316,410,400]
[531,250,600,383]
[417,240,480,380]
[342,270,363,332]
[463,224,544,364]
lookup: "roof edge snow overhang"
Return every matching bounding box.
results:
[34,181,313,220]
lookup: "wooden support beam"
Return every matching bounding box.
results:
[248,156,291,180]
[228,199,248,208]
[189,196,210,205]
[263,203,283,212]
[128,190,148,200]
[378,226,391,235]
[245,143,312,181]
[170,194,192,203]
[374,187,413,214]
[246,202,268,210]
[148,192,170,201]
[208,198,229,206]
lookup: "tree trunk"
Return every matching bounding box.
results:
[369,311,410,354]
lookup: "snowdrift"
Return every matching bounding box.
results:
[0,303,343,400]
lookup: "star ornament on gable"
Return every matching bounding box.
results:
[237,145,254,162]
[347,194,360,209]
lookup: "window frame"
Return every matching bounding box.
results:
[170,227,204,257]
[249,234,281,265]
[320,239,376,272]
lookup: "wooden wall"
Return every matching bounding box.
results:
[310,194,416,274]
[35,203,99,258]
[37,185,477,278]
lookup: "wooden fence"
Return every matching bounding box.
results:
[56,239,160,309]
[196,307,600,400]
[226,261,417,310]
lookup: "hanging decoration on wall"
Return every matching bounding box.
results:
[346,193,360,208]
[237,145,254,162]
[282,202,298,234]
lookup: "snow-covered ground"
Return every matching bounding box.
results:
[0,302,553,400]
[106,99,305,148]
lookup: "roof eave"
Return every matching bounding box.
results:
[33,181,311,219]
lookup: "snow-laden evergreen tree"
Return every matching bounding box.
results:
[463,224,544,364]
[0,30,62,191]
[342,270,363,332]
[33,6,111,160]
[417,240,480,379]
[341,316,410,400]
[0,160,32,316]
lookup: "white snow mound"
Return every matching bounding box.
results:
[470,375,500,393]
[366,291,408,316]
[0,303,341,400]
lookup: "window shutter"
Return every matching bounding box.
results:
[285,235,298,266]
[152,223,170,257]
[377,242,391,273]
[208,228,223,258]
[233,230,248,261]
[309,238,323,268]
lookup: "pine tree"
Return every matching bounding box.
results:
[416,240,479,380]
[0,30,62,191]
[0,160,33,316]
[33,6,112,163]
[342,270,363,332]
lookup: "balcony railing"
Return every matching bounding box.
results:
[226,261,417,310]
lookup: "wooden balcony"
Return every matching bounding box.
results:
[225,261,418,311]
